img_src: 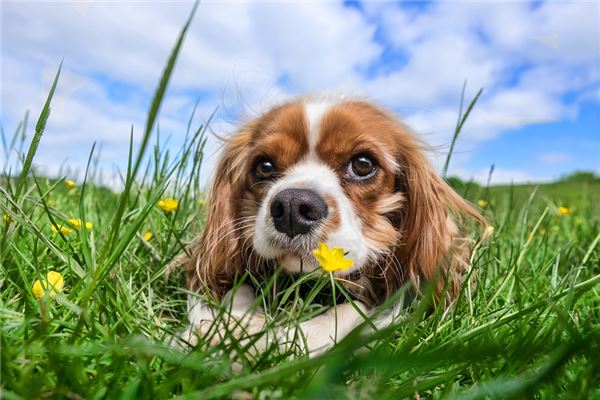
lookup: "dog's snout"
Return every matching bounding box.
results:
[270,188,328,238]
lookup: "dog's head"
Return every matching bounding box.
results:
[187,97,484,306]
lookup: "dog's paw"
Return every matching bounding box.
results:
[199,312,266,347]
[170,325,200,350]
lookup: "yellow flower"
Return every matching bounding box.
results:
[143,230,153,241]
[478,199,489,208]
[558,206,570,216]
[68,218,93,230]
[312,242,353,272]
[2,214,12,224]
[51,224,73,235]
[197,199,206,208]
[158,198,179,213]
[65,180,77,189]
[32,271,64,299]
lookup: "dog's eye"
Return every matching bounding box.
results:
[345,155,377,180]
[255,158,275,180]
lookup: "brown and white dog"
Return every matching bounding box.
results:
[179,96,484,356]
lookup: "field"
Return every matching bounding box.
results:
[1,15,599,399]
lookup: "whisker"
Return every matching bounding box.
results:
[334,277,365,290]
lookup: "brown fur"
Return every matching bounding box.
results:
[186,98,485,307]
[317,101,486,306]
[187,102,310,296]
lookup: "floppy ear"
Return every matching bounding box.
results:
[393,136,485,304]
[186,128,253,297]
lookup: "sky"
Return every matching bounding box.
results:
[1,1,599,187]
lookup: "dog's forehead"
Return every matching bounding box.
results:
[250,101,309,170]
[250,99,399,172]
[316,101,400,170]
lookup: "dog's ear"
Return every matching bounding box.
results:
[186,127,253,297]
[391,133,485,304]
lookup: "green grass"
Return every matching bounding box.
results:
[1,9,599,399]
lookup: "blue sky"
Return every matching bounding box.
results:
[1,1,599,187]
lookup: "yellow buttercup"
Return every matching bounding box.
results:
[313,242,353,272]
[32,271,64,299]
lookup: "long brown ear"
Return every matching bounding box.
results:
[394,136,485,305]
[186,128,253,298]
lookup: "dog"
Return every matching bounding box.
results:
[177,96,484,357]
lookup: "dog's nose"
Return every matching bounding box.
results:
[270,188,328,238]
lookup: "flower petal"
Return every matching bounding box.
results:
[312,243,354,272]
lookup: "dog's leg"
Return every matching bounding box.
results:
[211,300,370,357]
[178,295,212,348]
[182,289,372,358]
[286,299,408,356]
[217,284,266,346]
[177,295,211,348]
[181,284,264,348]
[282,301,369,356]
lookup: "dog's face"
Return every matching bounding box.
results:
[188,98,483,306]
[249,101,402,276]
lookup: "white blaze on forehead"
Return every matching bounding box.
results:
[272,160,341,193]
[303,100,334,157]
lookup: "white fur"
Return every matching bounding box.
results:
[252,100,371,275]
[182,284,405,357]
[252,160,369,275]
[304,100,332,158]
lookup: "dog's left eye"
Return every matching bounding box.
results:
[345,155,377,180]
[255,158,275,180]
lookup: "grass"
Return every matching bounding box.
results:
[1,8,599,399]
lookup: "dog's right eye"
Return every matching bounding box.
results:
[345,154,378,181]
[255,158,275,180]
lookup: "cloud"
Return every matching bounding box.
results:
[362,2,598,125]
[532,35,560,49]
[452,166,538,185]
[538,152,573,165]
[1,1,598,186]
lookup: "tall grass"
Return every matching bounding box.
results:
[1,6,599,399]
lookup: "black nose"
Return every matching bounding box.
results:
[270,188,328,238]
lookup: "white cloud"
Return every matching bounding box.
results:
[359,1,599,180]
[363,1,598,128]
[453,166,538,185]
[1,1,598,186]
[538,152,573,165]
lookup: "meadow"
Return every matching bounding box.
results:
[1,11,599,399]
